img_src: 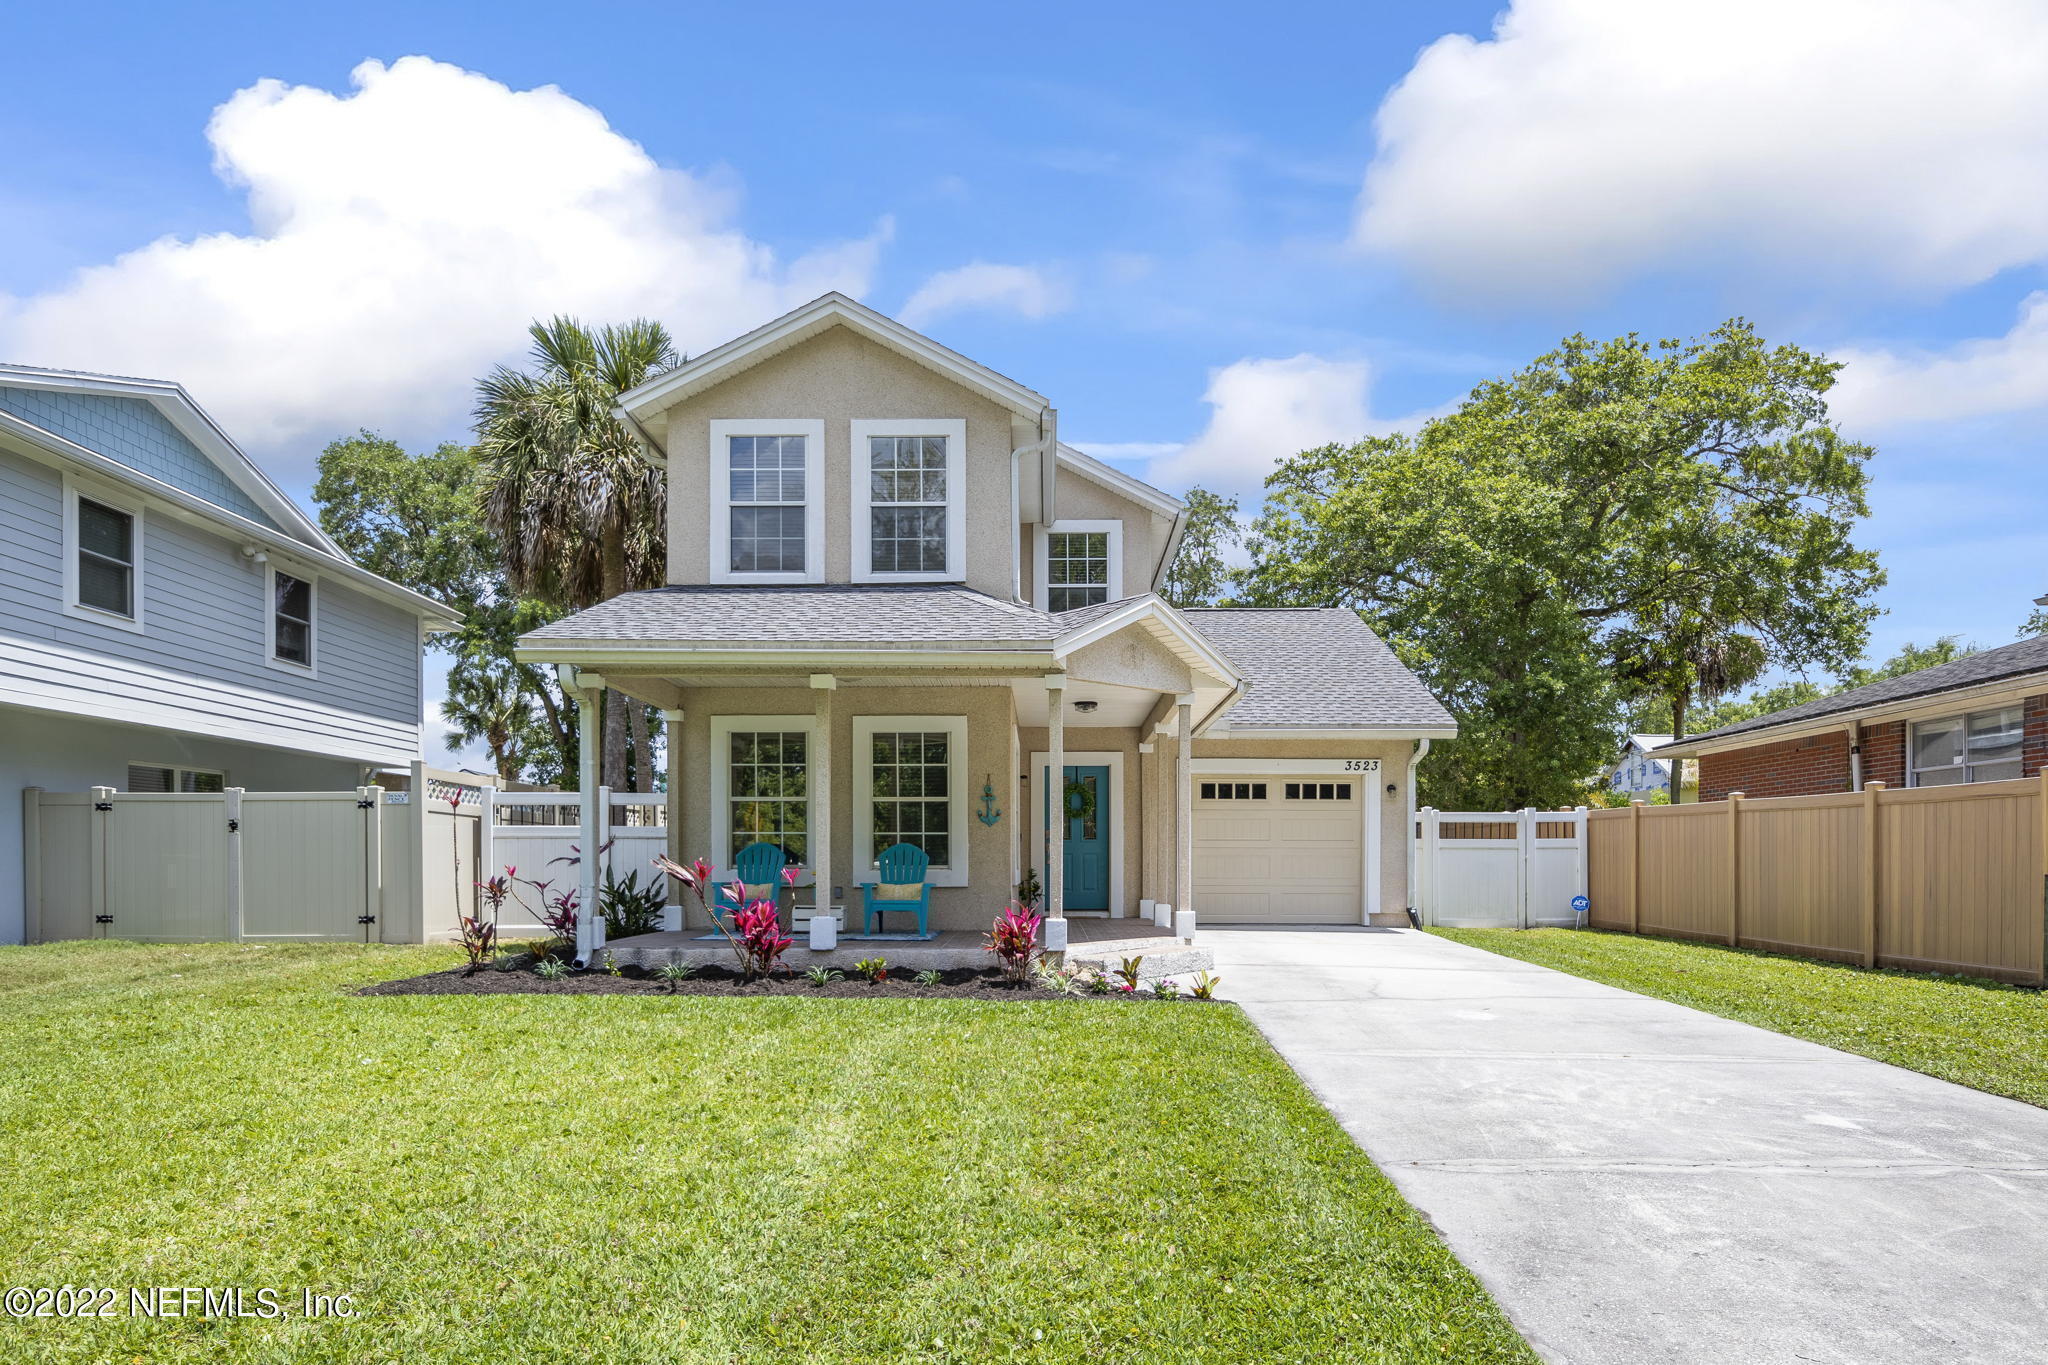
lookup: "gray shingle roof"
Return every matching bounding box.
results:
[522,584,1066,646]
[1182,608,1456,730]
[1675,632,2048,747]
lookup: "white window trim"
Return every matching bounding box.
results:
[853,715,970,887]
[1907,706,2026,787]
[709,419,825,585]
[850,418,967,584]
[264,562,318,676]
[709,714,819,884]
[1026,748,1126,916]
[1032,519,1124,612]
[127,761,226,793]
[60,473,146,633]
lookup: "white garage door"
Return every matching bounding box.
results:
[1194,777,1364,923]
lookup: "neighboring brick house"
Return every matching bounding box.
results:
[1655,631,2048,801]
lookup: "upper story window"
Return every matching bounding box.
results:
[269,568,315,669]
[1910,705,2024,786]
[61,476,145,633]
[127,763,225,794]
[710,420,825,584]
[1034,520,1123,612]
[851,419,965,583]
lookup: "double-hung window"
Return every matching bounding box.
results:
[1910,705,2025,786]
[63,478,144,630]
[268,568,315,669]
[711,420,823,583]
[1035,520,1122,612]
[851,419,965,582]
[854,716,968,885]
[713,716,815,876]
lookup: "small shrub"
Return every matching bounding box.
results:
[1085,971,1117,995]
[453,906,497,977]
[731,899,794,979]
[853,956,889,983]
[1013,867,1042,911]
[914,968,944,987]
[534,958,568,981]
[519,937,558,964]
[1114,956,1145,991]
[983,904,1043,983]
[1188,971,1222,1000]
[1150,977,1179,999]
[806,966,845,987]
[654,961,697,992]
[600,950,621,977]
[1033,961,1084,996]
[598,866,667,939]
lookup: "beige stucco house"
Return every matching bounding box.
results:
[516,294,1454,958]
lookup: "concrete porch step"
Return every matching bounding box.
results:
[1069,940,1214,981]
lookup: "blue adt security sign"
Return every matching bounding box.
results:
[1570,895,1590,913]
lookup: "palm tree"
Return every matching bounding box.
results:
[1614,609,1768,802]
[474,317,677,791]
[442,664,531,784]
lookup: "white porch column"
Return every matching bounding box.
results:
[571,670,604,965]
[1175,696,1194,926]
[1136,740,1155,921]
[661,706,685,930]
[810,674,836,922]
[1045,674,1065,923]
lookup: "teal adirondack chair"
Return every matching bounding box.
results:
[859,843,931,936]
[722,842,789,928]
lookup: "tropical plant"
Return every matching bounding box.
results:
[984,904,1043,983]
[654,855,800,979]
[1188,971,1221,1001]
[474,317,679,792]
[442,663,534,784]
[1150,977,1180,999]
[599,866,666,939]
[1013,866,1043,912]
[853,957,890,984]
[534,887,578,946]
[1114,956,1145,992]
[475,871,516,926]
[806,967,845,987]
[654,960,698,991]
[453,903,497,976]
[914,968,944,987]
[731,900,793,980]
[1032,960,1084,996]
[1085,971,1117,995]
[534,957,568,981]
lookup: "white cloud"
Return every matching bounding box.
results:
[0,56,882,472]
[1131,354,1437,499]
[1830,292,2048,430]
[1356,0,2048,299]
[899,262,1069,327]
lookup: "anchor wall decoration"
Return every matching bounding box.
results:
[977,773,1003,827]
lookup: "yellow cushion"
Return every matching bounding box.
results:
[741,883,776,903]
[872,882,923,902]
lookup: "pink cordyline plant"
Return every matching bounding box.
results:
[654,854,801,980]
[984,904,1043,983]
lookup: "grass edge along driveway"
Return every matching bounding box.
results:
[0,941,1535,1365]
[1431,926,2048,1108]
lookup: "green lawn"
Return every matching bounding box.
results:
[1431,927,2048,1107]
[0,942,1532,1364]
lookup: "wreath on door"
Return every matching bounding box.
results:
[1062,777,1098,826]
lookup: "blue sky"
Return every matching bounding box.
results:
[5,1,2045,766]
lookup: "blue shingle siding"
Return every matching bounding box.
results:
[0,384,280,529]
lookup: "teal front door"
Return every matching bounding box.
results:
[1046,764,1110,912]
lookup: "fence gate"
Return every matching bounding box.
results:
[481,788,668,937]
[1415,807,1588,928]
[25,786,381,944]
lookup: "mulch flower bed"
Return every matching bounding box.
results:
[355,957,1200,1001]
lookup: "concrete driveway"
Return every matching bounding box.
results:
[1206,926,2048,1365]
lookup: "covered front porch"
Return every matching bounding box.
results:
[513,588,1242,970]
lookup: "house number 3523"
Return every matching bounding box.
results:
[1342,759,1381,772]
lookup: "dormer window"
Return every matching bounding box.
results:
[851,419,965,583]
[1034,520,1123,612]
[710,419,824,584]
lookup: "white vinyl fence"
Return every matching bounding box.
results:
[481,788,668,937]
[23,763,498,944]
[1415,807,1588,929]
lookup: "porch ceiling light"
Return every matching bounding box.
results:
[1072,699,1098,713]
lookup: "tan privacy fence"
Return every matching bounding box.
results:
[1587,775,2048,984]
[22,763,493,945]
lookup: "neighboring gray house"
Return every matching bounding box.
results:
[0,364,458,943]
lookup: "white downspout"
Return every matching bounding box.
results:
[1010,407,1052,606]
[1406,738,1430,915]
[1847,721,1863,792]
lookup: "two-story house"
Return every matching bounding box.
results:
[517,294,1454,950]
[0,364,459,943]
